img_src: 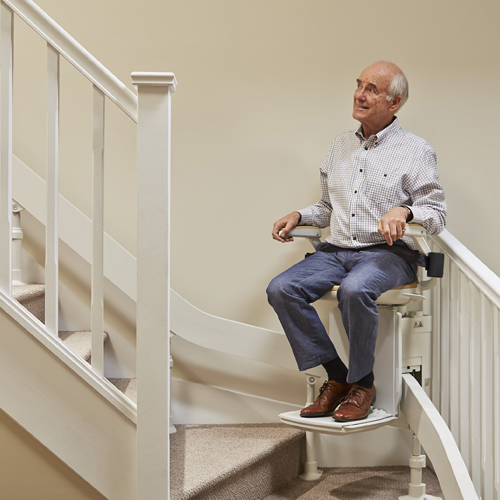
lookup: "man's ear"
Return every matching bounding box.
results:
[389,95,402,112]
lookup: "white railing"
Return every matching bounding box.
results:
[0,1,175,498]
[431,229,500,500]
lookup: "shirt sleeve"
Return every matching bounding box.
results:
[406,145,447,235]
[297,141,334,228]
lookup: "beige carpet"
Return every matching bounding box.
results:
[13,284,45,323]
[263,466,444,499]
[170,424,305,500]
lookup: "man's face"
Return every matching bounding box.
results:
[352,65,397,136]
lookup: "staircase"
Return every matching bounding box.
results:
[8,276,446,500]
[0,1,495,499]
[10,282,308,500]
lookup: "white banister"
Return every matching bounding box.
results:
[45,43,59,336]
[91,85,105,376]
[0,1,13,297]
[430,231,500,500]
[2,0,138,122]
[132,71,177,500]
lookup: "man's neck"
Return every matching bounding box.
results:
[361,117,396,139]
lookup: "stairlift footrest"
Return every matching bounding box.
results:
[279,408,397,435]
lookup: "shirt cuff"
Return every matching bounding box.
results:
[297,209,314,226]
[408,206,425,225]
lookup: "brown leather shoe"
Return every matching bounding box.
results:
[333,384,376,422]
[300,380,352,418]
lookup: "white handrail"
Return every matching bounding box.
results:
[431,229,500,309]
[3,0,138,122]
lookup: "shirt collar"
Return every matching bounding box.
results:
[355,116,401,144]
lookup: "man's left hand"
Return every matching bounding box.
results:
[378,207,409,246]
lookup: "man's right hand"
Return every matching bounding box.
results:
[272,212,302,243]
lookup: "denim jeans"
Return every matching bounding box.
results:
[266,247,416,383]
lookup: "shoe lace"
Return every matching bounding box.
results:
[318,381,329,396]
[342,385,368,405]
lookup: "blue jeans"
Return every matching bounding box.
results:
[266,246,416,383]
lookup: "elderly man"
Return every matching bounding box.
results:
[267,62,446,422]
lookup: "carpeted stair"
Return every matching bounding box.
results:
[263,465,445,499]
[12,283,445,500]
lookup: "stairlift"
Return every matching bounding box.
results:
[278,224,445,500]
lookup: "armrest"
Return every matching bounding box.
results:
[283,226,322,249]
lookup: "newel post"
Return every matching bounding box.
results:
[132,72,177,500]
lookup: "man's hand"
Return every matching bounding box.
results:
[378,207,409,246]
[272,212,302,243]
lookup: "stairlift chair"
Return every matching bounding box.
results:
[278,224,445,499]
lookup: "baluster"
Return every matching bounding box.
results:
[458,273,471,468]
[91,85,105,376]
[494,307,500,500]
[45,43,59,336]
[12,201,24,285]
[469,284,481,491]
[132,71,177,500]
[0,2,13,296]
[480,296,494,500]
[449,262,460,442]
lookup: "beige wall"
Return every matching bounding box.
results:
[13,2,500,332]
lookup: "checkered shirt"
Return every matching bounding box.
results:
[298,118,447,251]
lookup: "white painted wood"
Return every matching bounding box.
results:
[13,155,138,301]
[0,289,137,422]
[91,85,105,377]
[432,230,500,309]
[438,254,451,424]
[45,43,59,337]
[2,0,137,121]
[481,296,494,500]
[494,308,500,500]
[11,202,24,284]
[132,72,176,500]
[469,284,482,493]
[0,304,137,500]
[401,373,480,500]
[0,2,13,296]
[458,272,470,467]
[448,262,460,443]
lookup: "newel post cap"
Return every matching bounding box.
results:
[131,72,177,92]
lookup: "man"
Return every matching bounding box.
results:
[267,62,446,422]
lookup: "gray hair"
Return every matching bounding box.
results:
[387,72,409,111]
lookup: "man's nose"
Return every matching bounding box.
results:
[355,89,366,101]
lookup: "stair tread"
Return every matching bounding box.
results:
[262,465,444,499]
[169,423,304,500]
[59,331,109,363]
[108,378,137,404]
[12,284,45,323]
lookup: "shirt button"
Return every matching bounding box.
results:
[353,236,357,240]
[354,190,357,193]
[359,169,363,172]
[352,214,355,217]
[364,146,368,150]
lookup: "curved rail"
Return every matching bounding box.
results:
[4,0,138,121]
[401,373,479,500]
